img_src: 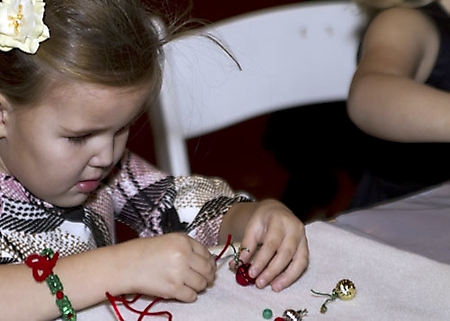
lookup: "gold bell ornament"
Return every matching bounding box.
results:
[310,279,356,313]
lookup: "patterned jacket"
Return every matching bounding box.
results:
[0,151,253,263]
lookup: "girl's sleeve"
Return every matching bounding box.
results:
[111,151,254,246]
[173,176,254,247]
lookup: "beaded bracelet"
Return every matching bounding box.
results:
[25,248,77,321]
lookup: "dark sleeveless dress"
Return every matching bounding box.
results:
[349,1,450,208]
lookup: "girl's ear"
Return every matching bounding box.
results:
[0,94,11,138]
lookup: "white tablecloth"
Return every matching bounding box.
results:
[69,219,450,320]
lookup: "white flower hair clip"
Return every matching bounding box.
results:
[0,0,50,54]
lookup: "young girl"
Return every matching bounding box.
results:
[0,0,309,320]
[347,0,450,207]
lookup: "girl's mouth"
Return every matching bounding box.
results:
[76,179,100,193]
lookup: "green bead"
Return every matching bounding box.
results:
[46,273,63,294]
[263,308,273,319]
[41,248,54,258]
[56,296,76,321]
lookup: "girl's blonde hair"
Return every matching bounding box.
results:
[0,0,184,106]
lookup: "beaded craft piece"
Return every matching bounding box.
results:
[26,249,76,321]
[274,308,308,321]
[229,243,256,286]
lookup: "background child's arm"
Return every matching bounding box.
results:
[347,7,450,142]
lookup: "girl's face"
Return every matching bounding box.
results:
[0,81,151,207]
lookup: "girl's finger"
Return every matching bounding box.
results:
[269,240,309,292]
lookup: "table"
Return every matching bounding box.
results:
[334,180,450,264]
[64,182,450,320]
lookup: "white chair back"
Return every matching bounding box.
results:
[150,1,366,175]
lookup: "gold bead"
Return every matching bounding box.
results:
[334,279,356,300]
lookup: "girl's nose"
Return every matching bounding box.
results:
[90,139,114,168]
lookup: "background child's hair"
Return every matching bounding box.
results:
[0,0,184,106]
[354,0,434,17]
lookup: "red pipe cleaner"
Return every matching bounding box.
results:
[106,234,233,320]
[25,251,59,282]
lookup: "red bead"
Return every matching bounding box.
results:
[56,290,64,300]
[274,318,285,321]
[235,263,256,286]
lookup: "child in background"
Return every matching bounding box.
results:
[347,0,450,208]
[0,0,309,320]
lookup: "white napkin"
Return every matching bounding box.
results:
[71,221,450,320]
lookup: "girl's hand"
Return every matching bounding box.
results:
[119,233,216,302]
[228,199,309,292]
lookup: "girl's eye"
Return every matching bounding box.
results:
[115,126,130,137]
[116,125,129,134]
[65,126,128,145]
[67,135,90,145]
